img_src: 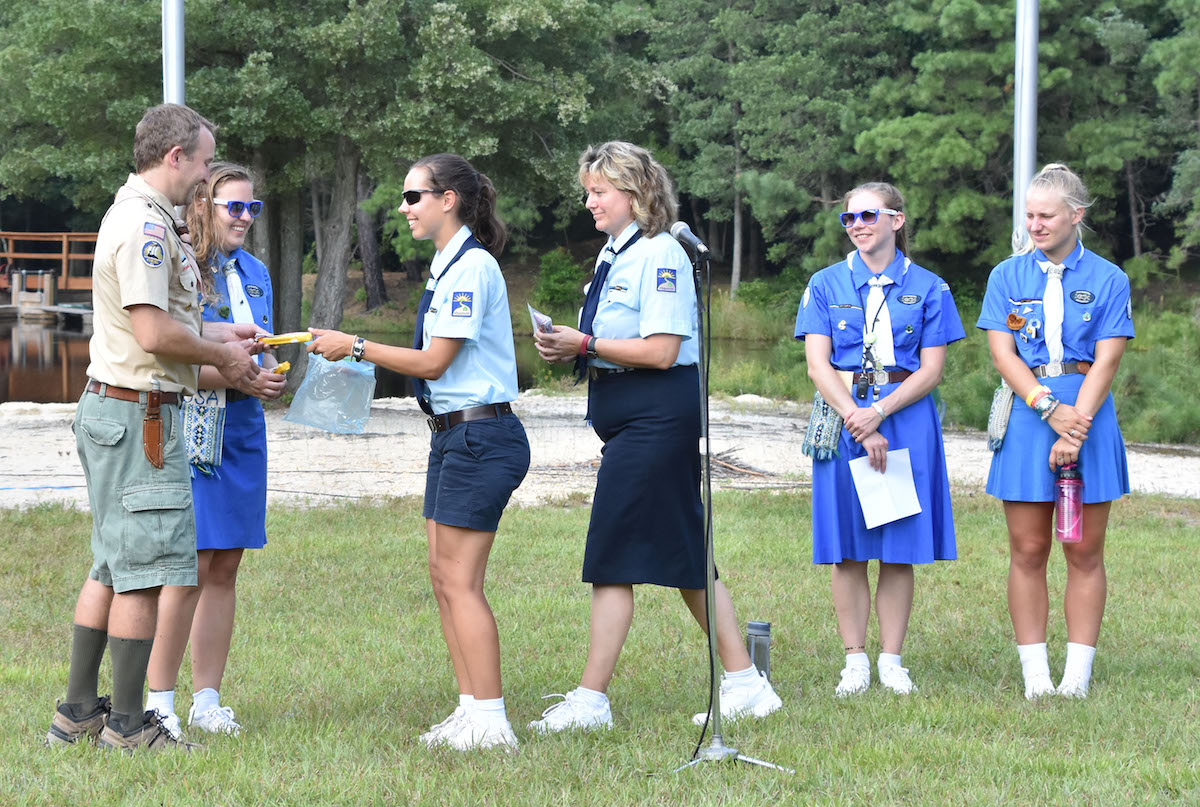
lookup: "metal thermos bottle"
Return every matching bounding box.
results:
[745,621,771,680]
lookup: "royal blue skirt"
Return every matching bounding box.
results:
[987,372,1129,503]
[811,389,956,565]
[193,397,268,551]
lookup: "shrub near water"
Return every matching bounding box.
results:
[531,248,587,322]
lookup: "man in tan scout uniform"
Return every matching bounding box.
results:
[45,104,262,752]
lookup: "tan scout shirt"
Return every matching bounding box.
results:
[86,174,203,394]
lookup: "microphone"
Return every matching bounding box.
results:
[670,221,710,255]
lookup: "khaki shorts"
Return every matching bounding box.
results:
[74,388,197,593]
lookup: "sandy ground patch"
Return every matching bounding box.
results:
[1,392,1197,510]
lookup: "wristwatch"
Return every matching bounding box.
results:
[1032,392,1058,419]
[351,335,366,362]
[871,402,887,420]
[585,336,599,359]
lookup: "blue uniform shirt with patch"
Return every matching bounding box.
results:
[422,225,519,413]
[201,247,273,332]
[976,244,1135,366]
[586,223,698,369]
[794,249,966,369]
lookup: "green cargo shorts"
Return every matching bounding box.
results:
[74,387,197,593]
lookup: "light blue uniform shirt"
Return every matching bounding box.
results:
[421,225,519,413]
[587,223,698,368]
[977,243,1135,366]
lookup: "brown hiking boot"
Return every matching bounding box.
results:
[97,710,202,753]
[44,696,111,747]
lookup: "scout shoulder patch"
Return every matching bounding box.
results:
[1070,289,1095,304]
[451,291,474,317]
[141,240,164,267]
[143,222,167,240]
[656,268,677,293]
[898,294,921,305]
[245,284,264,297]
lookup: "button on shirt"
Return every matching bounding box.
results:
[202,248,273,333]
[421,225,519,413]
[587,223,698,369]
[794,249,966,370]
[977,244,1135,367]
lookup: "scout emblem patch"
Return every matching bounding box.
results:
[141,241,164,267]
[143,222,167,240]
[898,294,921,305]
[245,284,264,297]
[1070,290,1095,304]
[656,268,677,293]
[451,291,474,317]
[1082,312,1091,322]
[1006,313,1027,331]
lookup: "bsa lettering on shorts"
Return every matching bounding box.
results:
[245,284,264,297]
[141,241,164,268]
[143,222,167,240]
[656,268,677,293]
[898,294,921,305]
[451,291,474,317]
[1070,289,1095,304]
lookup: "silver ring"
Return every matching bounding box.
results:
[1069,429,1076,437]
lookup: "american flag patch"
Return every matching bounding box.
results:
[143,222,167,240]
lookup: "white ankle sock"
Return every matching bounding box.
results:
[458,694,475,712]
[472,697,508,727]
[574,686,609,709]
[844,652,869,670]
[723,664,759,684]
[1063,642,1096,682]
[1017,642,1052,681]
[192,687,220,715]
[146,689,176,717]
[877,652,902,670]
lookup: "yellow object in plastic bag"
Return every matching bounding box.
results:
[273,361,291,374]
[257,331,313,346]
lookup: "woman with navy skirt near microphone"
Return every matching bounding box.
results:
[309,154,529,751]
[531,141,781,732]
[978,163,1132,700]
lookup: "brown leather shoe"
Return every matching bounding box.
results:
[45,696,111,747]
[97,711,201,753]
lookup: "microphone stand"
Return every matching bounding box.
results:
[670,244,793,776]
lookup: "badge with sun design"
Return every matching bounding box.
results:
[451,291,474,317]
[655,268,676,293]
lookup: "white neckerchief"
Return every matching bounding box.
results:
[848,251,910,369]
[1036,243,1081,365]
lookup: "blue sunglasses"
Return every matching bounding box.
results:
[838,208,899,227]
[214,198,264,218]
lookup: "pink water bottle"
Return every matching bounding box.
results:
[1055,463,1083,543]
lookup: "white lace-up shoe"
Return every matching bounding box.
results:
[1024,672,1057,700]
[187,703,242,736]
[691,670,783,725]
[154,710,183,741]
[878,664,916,695]
[420,706,467,747]
[527,689,613,733]
[1056,672,1089,699]
[444,716,519,752]
[835,664,871,697]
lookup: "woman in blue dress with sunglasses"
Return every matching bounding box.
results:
[795,182,964,697]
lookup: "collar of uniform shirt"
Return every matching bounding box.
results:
[849,248,907,290]
[1033,241,1084,272]
[606,221,640,255]
[430,224,473,280]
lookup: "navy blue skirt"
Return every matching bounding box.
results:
[582,365,706,589]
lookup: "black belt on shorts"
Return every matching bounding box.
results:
[428,402,513,433]
[587,366,638,380]
[86,379,180,405]
[1032,361,1091,378]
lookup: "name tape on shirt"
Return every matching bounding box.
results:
[451,291,474,317]
[141,241,164,268]
[656,268,677,293]
[143,222,167,240]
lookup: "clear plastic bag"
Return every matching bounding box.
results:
[284,354,376,434]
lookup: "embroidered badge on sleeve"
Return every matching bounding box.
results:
[141,241,165,268]
[802,286,811,308]
[143,222,167,240]
[656,268,677,293]
[451,291,474,317]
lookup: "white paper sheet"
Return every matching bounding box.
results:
[848,448,922,529]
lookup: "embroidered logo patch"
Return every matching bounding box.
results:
[940,282,950,291]
[656,269,677,293]
[245,284,264,297]
[451,291,473,317]
[143,222,167,240]
[1006,313,1026,330]
[898,294,921,305]
[141,241,164,267]
[1070,290,1095,304]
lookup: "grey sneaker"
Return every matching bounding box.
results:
[45,696,111,747]
[98,711,201,753]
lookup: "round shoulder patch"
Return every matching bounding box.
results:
[141,241,164,268]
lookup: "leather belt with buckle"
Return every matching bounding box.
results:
[428,402,513,433]
[1033,361,1092,378]
[850,369,913,386]
[226,388,250,403]
[587,366,638,381]
[86,379,180,406]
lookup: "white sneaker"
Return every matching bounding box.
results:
[527,689,613,733]
[444,716,519,752]
[835,664,871,697]
[154,709,183,741]
[1024,672,1057,700]
[419,706,468,747]
[691,670,783,725]
[878,664,916,695]
[1056,672,1089,699]
[188,703,243,736]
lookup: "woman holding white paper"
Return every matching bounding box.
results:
[795,182,965,696]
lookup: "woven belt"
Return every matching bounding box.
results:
[428,402,513,434]
[850,369,913,386]
[86,379,179,405]
[587,366,638,380]
[1032,361,1092,378]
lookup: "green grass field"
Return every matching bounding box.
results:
[2,491,1198,806]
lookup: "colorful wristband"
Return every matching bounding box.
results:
[1025,385,1051,408]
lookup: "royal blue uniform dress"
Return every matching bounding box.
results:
[977,243,1134,503]
[795,250,965,565]
[193,247,270,551]
[582,224,707,589]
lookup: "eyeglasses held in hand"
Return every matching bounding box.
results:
[838,208,899,227]
[402,189,442,206]
[214,199,264,218]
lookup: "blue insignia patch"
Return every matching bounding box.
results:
[245,284,264,298]
[451,291,473,317]
[898,294,921,305]
[141,241,164,268]
[656,268,677,293]
[1070,290,1095,304]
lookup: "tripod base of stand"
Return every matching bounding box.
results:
[672,737,795,774]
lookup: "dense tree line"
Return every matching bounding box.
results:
[2,0,1198,325]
